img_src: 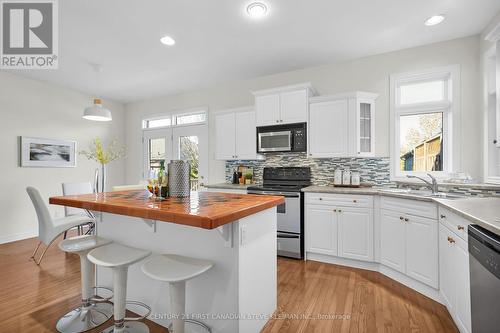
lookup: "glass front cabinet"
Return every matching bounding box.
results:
[356,96,377,157]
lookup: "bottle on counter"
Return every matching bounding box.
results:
[232,169,239,184]
[158,160,169,198]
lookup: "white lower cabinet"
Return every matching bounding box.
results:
[439,223,471,333]
[379,209,406,273]
[405,214,439,288]
[305,193,471,332]
[306,205,338,256]
[306,194,373,261]
[379,202,438,288]
[338,207,373,261]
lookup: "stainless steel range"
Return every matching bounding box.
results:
[247,167,311,259]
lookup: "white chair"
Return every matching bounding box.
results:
[62,182,96,238]
[88,243,152,333]
[57,235,114,333]
[141,254,214,333]
[26,187,95,265]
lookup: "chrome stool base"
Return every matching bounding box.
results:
[100,321,149,333]
[168,319,212,333]
[56,302,113,333]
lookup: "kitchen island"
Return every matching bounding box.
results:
[50,190,284,333]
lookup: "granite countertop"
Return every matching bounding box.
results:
[49,190,284,230]
[301,186,435,202]
[434,197,500,235]
[205,183,252,190]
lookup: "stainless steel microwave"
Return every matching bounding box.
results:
[257,122,307,153]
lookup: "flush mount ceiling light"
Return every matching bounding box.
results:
[160,35,176,46]
[246,2,268,19]
[83,98,112,121]
[425,15,445,26]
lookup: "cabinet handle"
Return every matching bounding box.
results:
[318,198,323,201]
[276,120,279,123]
[338,209,342,213]
[457,225,465,231]
[404,218,409,222]
[440,214,446,219]
[353,200,357,203]
[400,216,404,220]
[333,209,337,212]
[447,236,456,244]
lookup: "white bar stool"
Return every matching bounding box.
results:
[141,254,214,333]
[57,235,114,333]
[88,243,152,333]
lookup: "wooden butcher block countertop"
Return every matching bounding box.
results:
[49,190,285,230]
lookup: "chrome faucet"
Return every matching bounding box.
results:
[406,173,439,194]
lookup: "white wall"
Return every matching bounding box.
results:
[125,35,481,185]
[0,72,126,243]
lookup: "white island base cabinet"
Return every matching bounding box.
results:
[95,208,277,333]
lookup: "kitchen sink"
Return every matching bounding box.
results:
[379,188,466,200]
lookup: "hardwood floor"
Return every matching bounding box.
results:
[0,237,458,333]
[262,258,458,333]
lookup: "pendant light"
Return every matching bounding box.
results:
[83,64,112,122]
[83,98,112,121]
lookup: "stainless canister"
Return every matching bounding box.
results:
[168,160,191,197]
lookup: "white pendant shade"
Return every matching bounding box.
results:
[83,98,112,121]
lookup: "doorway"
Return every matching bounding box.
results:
[143,124,208,190]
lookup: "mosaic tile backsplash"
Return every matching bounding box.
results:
[225,153,392,186]
[225,153,500,197]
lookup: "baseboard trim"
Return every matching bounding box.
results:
[0,230,37,244]
[306,251,442,304]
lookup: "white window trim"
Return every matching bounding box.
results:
[142,106,208,130]
[390,65,461,181]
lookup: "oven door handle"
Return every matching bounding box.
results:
[247,190,300,198]
[278,233,300,239]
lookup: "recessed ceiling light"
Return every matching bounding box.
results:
[425,15,445,26]
[160,35,176,46]
[246,2,268,19]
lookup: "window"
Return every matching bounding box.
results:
[142,109,207,129]
[390,66,460,179]
[175,112,206,125]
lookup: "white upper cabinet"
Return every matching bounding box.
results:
[235,110,258,160]
[253,83,314,126]
[215,107,260,160]
[308,92,378,158]
[215,112,236,160]
[280,89,309,124]
[255,94,280,126]
[309,99,349,157]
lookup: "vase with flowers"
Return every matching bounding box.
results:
[80,138,126,192]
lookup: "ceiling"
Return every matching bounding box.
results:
[6,0,500,103]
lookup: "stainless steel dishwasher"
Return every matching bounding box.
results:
[468,224,500,333]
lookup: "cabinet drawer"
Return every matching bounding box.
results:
[380,196,437,219]
[306,193,373,208]
[439,206,470,241]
